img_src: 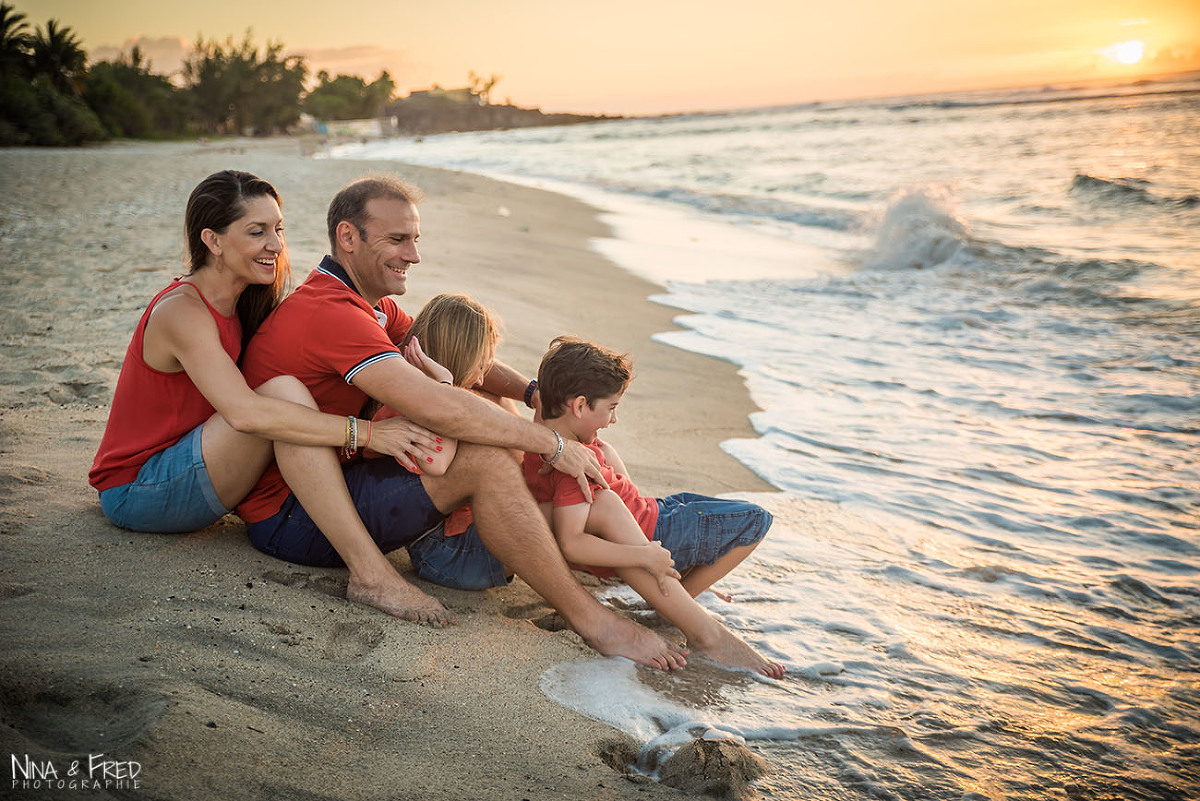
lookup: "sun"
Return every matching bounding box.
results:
[1100,40,1145,65]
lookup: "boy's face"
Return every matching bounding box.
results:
[571,391,623,444]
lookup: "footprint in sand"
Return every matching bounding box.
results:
[318,622,385,661]
[261,570,346,600]
[0,671,165,753]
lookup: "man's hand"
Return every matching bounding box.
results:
[543,439,609,502]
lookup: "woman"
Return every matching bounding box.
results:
[90,170,441,540]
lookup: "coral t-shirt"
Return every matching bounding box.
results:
[522,440,659,577]
[235,257,412,522]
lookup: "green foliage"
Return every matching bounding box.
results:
[30,18,87,95]
[0,4,106,145]
[0,1,31,74]
[305,70,395,121]
[181,31,306,135]
[0,70,105,145]
[85,48,189,138]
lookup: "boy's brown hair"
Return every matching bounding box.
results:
[537,336,633,419]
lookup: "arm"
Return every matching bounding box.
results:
[353,357,608,499]
[595,438,629,478]
[479,360,538,411]
[149,292,440,465]
[551,501,679,594]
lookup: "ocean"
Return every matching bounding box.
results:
[328,73,1200,799]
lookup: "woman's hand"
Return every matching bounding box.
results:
[368,415,445,473]
[640,541,682,596]
[403,336,454,385]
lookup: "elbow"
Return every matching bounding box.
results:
[224,413,258,435]
[222,405,264,436]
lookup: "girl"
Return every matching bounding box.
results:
[373,293,507,475]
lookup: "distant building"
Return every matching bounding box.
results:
[406,85,482,106]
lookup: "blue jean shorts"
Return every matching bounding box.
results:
[98,423,230,533]
[652,492,772,572]
[246,457,509,591]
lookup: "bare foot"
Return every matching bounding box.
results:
[347,573,457,628]
[690,625,786,679]
[580,613,688,671]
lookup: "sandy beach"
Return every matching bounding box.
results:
[0,138,773,800]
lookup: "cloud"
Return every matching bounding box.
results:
[294,45,418,83]
[88,36,191,76]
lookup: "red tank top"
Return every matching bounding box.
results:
[89,280,242,491]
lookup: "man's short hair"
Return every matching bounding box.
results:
[537,336,633,419]
[327,175,424,252]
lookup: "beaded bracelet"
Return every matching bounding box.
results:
[524,379,538,409]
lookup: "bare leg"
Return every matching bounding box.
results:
[585,494,784,677]
[680,543,760,599]
[260,378,455,627]
[199,415,275,511]
[422,442,688,670]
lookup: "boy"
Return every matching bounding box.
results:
[522,337,785,677]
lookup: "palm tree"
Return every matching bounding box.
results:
[0,1,31,73]
[30,18,87,96]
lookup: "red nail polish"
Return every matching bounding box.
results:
[436,437,443,443]
[427,457,434,463]
[436,446,443,452]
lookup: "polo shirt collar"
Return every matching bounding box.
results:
[316,255,363,298]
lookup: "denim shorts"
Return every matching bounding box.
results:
[652,492,773,572]
[98,423,230,533]
[246,457,509,591]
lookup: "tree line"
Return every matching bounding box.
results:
[0,2,402,146]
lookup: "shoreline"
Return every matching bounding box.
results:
[0,137,774,799]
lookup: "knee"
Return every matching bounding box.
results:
[255,375,316,407]
[745,505,772,544]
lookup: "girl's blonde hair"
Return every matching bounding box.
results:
[402,294,501,387]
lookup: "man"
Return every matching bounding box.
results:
[236,176,687,670]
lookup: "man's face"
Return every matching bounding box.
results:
[344,197,421,304]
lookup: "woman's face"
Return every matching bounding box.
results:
[211,195,284,285]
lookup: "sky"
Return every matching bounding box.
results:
[15,0,1200,115]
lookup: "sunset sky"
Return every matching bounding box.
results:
[16,0,1200,114]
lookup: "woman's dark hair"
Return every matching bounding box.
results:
[184,170,291,352]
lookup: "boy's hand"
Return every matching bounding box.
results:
[641,541,682,596]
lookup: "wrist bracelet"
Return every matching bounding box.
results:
[342,416,358,458]
[524,379,538,409]
[542,429,564,466]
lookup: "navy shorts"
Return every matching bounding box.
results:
[99,423,230,533]
[652,492,772,571]
[246,457,509,591]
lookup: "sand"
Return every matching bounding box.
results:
[0,138,772,800]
